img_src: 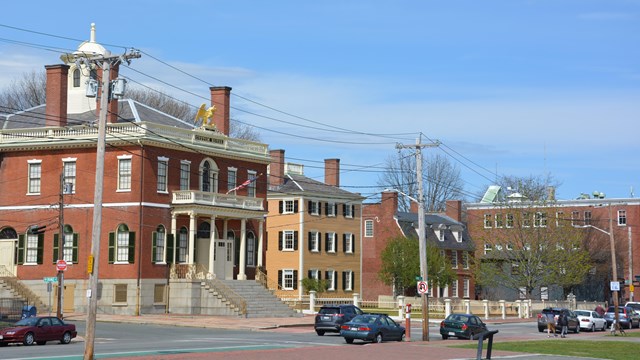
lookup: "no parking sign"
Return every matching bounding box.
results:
[417,281,428,294]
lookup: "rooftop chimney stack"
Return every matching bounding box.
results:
[210,86,231,135]
[446,200,462,222]
[269,149,285,188]
[324,158,340,187]
[45,64,69,127]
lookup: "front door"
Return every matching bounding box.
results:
[0,239,16,275]
[214,240,233,280]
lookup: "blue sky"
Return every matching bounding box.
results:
[1,1,638,201]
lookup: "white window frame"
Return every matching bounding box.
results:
[282,269,295,290]
[344,233,354,254]
[364,220,374,237]
[451,250,458,269]
[227,167,237,194]
[451,280,458,298]
[618,210,627,226]
[246,232,256,267]
[461,251,469,269]
[571,211,580,226]
[483,214,492,228]
[327,202,336,217]
[62,158,76,194]
[344,270,353,291]
[309,200,320,216]
[534,212,547,227]
[326,232,336,253]
[309,269,320,280]
[62,226,74,263]
[200,159,219,193]
[157,157,169,193]
[522,212,531,228]
[25,233,39,264]
[115,224,131,264]
[556,211,564,227]
[438,230,445,242]
[117,155,132,192]
[283,230,295,251]
[180,160,191,191]
[327,269,336,291]
[344,204,353,218]
[309,231,320,252]
[484,243,492,255]
[463,278,470,298]
[584,211,592,225]
[247,170,257,198]
[27,159,42,195]
[506,213,514,228]
[283,199,296,214]
[178,227,188,263]
[154,225,166,264]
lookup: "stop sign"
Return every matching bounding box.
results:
[56,259,68,271]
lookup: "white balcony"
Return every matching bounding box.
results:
[172,190,264,211]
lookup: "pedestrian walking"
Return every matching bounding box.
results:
[546,311,557,337]
[595,305,605,317]
[559,311,569,338]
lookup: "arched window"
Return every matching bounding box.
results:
[200,159,219,193]
[178,227,188,263]
[116,224,130,263]
[197,222,210,238]
[63,225,74,262]
[0,227,17,239]
[153,225,166,263]
[73,69,80,87]
[202,161,211,192]
[246,232,256,267]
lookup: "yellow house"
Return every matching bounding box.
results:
[266,150,364,299]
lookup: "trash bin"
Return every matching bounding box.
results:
[21,305,36,319]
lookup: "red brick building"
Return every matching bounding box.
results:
[0,29,270,315]
[361,192,476,301]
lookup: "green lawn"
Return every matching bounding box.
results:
[457,339,640,360]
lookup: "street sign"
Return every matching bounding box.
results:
[417,281,428,294]
[56,259,68,272]
[610,281,620,291]
[43,277,58,283]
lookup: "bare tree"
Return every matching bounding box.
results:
[476,173,563,203]
[377,151,464,212]
[0,70,47,112]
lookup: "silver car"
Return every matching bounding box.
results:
[574,310,607,332]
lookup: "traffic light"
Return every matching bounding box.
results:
[27,225,46,235]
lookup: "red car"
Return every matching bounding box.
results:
[0,316,77,346]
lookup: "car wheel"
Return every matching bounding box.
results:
[345,338,354,344]
[538,327,544,333]
[399,332,406,342]
[316,330,325,336]
[375,333,383,343]
[61,331,72,345]
[23,332,35,346]
[575,324,580,334]
[602,323,607,331]
[442,334,448,340]
[0,342,7,347]
[469,332,475,340]
[591,324,595,332]
[36,341,46,345]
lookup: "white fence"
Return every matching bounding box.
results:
[281,292,604,320]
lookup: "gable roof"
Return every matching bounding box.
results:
[396,211,475,251]
[269,173,364,201]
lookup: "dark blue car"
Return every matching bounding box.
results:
[340,314,405,344]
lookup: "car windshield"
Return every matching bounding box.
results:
[448,314,470,322]
[575,311,590,316]
[14,317,38,326]
[319,307,340,315]
[607,307,627,314]
[627,304,640,311]
[351,315,378,324]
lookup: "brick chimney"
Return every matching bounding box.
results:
[95,63,120,123]
[324,158,340,187]
[210,86,231,135]
[381,191,399,214]
[410,201,419,214]
[269,149,285,188]
[446,200,462,222]
[45,64,69,127]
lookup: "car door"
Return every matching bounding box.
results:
[36,317,53,341]
[380,315,400,340]
[49,317,66,341]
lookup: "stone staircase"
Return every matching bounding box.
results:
[217,280,300,318]
[0,268,49,317]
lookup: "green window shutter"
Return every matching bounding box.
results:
[36,234,44,264]
[166,234,175,264]
[128,232,136,263]
[108,232,115,264]
[17,234,25,265]
[152,232,158,263]
[53,234,59,263]
[293,270,298,290]
[72,233,79,263]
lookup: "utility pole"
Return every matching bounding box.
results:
[57,172,65,319]
[60,48,140,360]
[396,136,439,341]
[609,205,620,331]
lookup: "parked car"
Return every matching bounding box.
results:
[339,313,405,343]
[604,306,640,329]
[574,310,607,332]
[536,308,580,333]
[625,302,640,313]
[439,313,488,340]
[0,316,76,346]
[314,304,364,336]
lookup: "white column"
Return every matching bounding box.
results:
[499,300,506,319]
[257,219,264,267]
[188,212,196,264]
[398,295,405,318]
[483,299,489,320]
[238,218,247,280]
[309,290,316,313]
[353,293,360,307]
[171,214,177,264]
[464,299,471,314]
[208,215,216,277]
[445,298,452,318]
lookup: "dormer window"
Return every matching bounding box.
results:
[438,230,444,241]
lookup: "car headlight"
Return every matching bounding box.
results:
[6,331,15,335]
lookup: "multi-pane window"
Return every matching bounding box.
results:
[326,232,337,253]
[283,200,296,214]
[283,269,295,290]
[556,211,564,227]
[116,224,130,263]
[73,69,80,87]
[247,171,257,198]
[63,227,74,262]
[483,214,492,228]
[343,233,354,253]
[327,202,337,217]
[308,200,320,215]
[153,225,165,263]
[343,270,353,291]
[451,250,458,269]
[180,161,190,190]
[118,156,132,191]
[344,204,354,218]
[227,167,237,194]
[25,234,39,263]
[534,212,547,227]
[178,227,188,263]
[484,243,492,254]
[495,213,504,228]
[283,230,295,251]
[309,231,320,252]
[62,158,76,194]
[246,232,256,266]
[28,160,42,194]
[571,211,580,226]
[584,211,592,225]
[451,280,458,297]
[309,269,320,280]
[506,213,514,228]
[463,278,470,298]
[461,251,469,269]
[438,230,445,241]
[326,270,336,291]
[364,220,374,237]
[618,210,627,226]
[157,157,168,192]
[522,212,531,227]
[201,161,211,192]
